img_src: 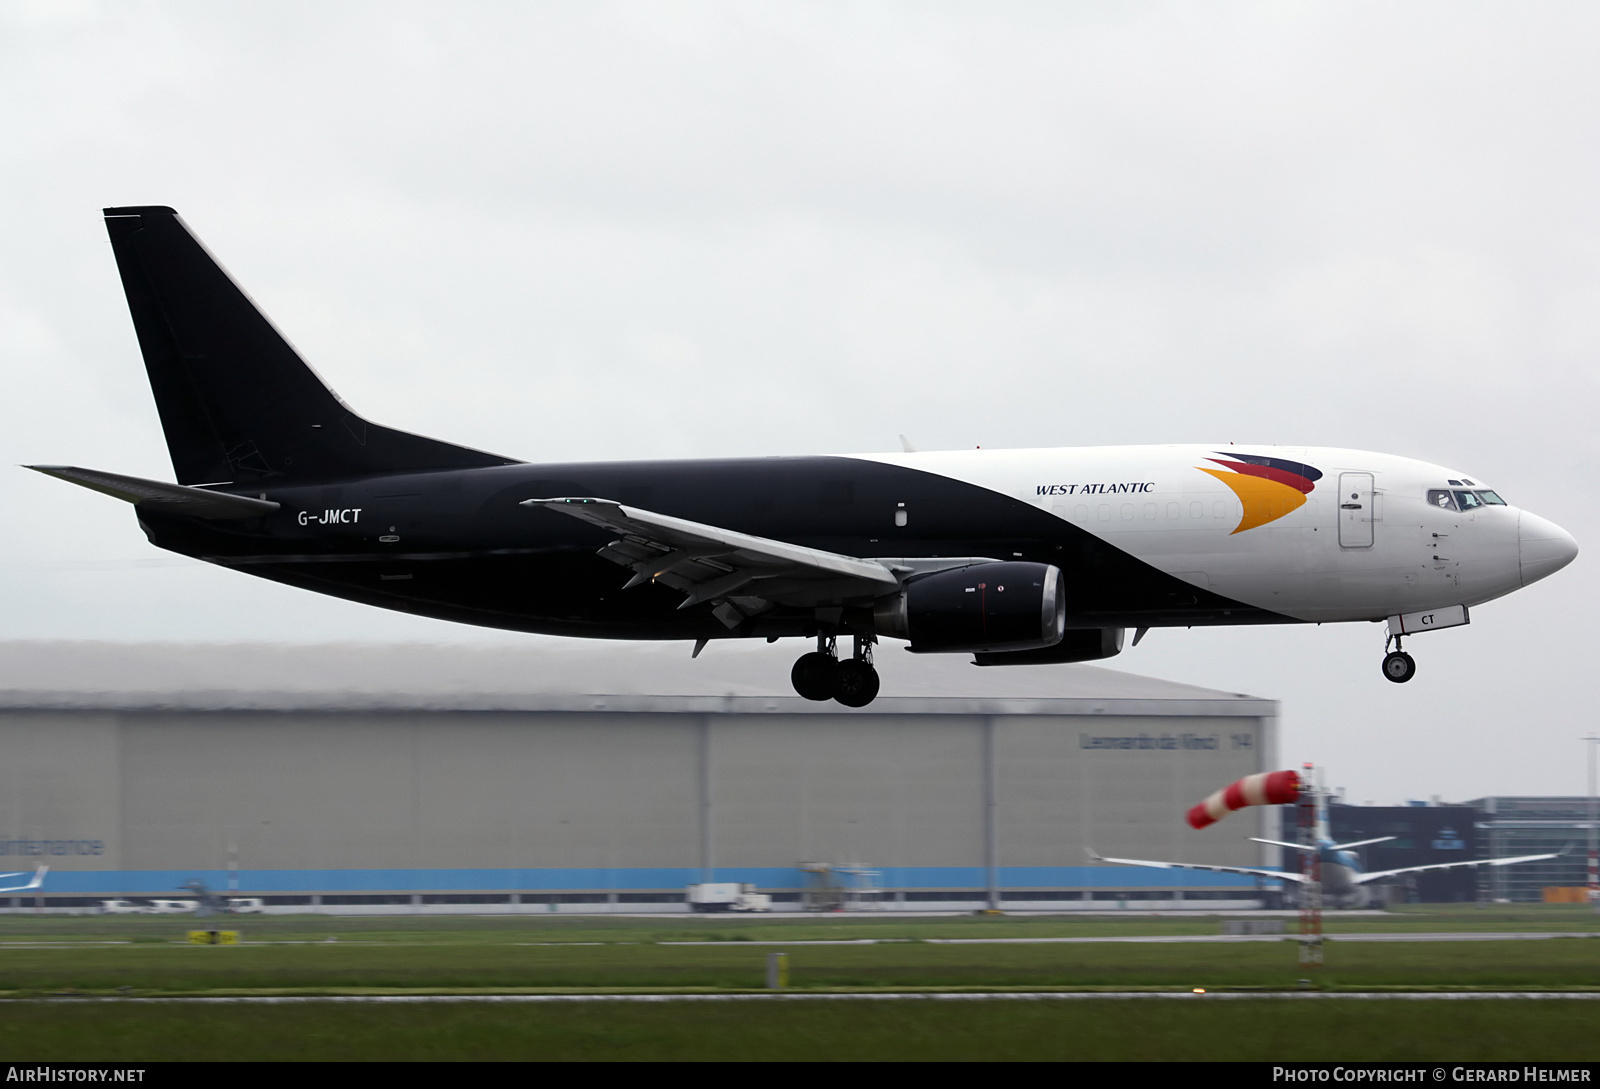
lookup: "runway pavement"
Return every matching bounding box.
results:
[7,991,1600,1003]
[665,931,1600,945]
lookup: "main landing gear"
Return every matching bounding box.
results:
[1382,634,1416,684]
[791,633,881,707]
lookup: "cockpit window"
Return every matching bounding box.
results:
[1429,488,1506,511]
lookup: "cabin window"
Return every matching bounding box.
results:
[1097,504,1112,521]
[1143,503,1157,520]
[1167,502,1180,519]
[1074,504,1089,522]
[1121,503,1135,520]
[1189,501,1203,519]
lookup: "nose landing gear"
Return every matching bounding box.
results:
[1382,635,1416,684]
[790,633,881,706]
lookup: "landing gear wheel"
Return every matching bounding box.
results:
[1382,651,1416,684]
[791,652,840,701]
[834,660,881,707]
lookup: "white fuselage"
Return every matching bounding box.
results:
[860,444,1576,624]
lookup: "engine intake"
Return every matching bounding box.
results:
[874,561,1065,653]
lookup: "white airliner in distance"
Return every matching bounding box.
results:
[1091,794,1557,907]
[27,207,1583,704]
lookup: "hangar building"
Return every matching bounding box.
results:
[0,641,1281,912]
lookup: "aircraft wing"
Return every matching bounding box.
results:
[1352,853,1560,886]
[0,866,48,894]
[1088,850,1303,885]
[526,496,910,622]
[1249,837,1313,853]
[28,466,280,520]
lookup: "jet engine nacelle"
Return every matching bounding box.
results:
[874,561,1065,653]
[972,627,1124,666]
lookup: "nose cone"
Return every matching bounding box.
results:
[1519,510,1579,587]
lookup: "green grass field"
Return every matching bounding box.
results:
[4,935,1600,995]
[2,999,1597,1062]
[0,907,1596,1060]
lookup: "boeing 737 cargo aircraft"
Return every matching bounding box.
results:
[29,207,1579,705]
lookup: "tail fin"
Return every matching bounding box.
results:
[0,865,47,894]
[102,206,515,485]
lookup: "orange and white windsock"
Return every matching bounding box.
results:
[1185,770,1301,830]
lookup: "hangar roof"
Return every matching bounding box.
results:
[0,640,1274,718]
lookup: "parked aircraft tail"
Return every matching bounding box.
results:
[101,206,516,485]
[0,866,48,894]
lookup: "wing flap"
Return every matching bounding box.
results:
[525,497,900,613]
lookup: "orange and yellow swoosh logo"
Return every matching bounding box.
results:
[1197,453,1322,535]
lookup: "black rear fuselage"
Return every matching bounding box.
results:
[94,204,1277,647]
[140,456,1275,640]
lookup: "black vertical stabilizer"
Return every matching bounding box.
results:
[102,206,516,485]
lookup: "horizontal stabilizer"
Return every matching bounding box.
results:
[27,465,279,519]
[1329,836,1396,852]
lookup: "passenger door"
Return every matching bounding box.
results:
[1338,472,1375,548]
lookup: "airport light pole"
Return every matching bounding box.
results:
[1297,763,1322,967]
[1585,735,1599,909]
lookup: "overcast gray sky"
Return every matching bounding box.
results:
[2,1,1596,805]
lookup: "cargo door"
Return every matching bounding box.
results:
[1337,472,1374,548]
